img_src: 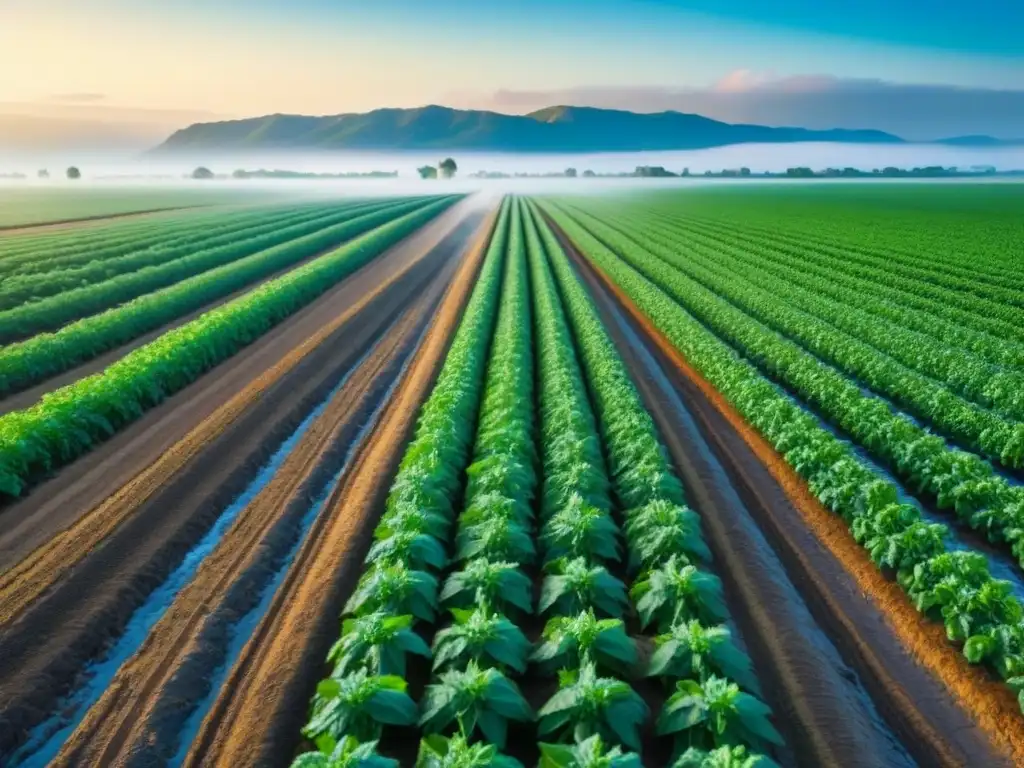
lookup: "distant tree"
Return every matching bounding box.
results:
[564,167,577,178]
[438,157,458,179]
[785,167,814,178]
[37,169,50,179]
[582,169,596,178]
[681,167,690,177]
[232,169,251,179]
[66,166,81,180]
[417,165,438,180]
[739,167,751,177]
[192,166,215,180]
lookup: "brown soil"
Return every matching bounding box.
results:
[182,206,498,768]
[0,200,486,758]
[50,242,462,767]
[0,197,482,568]
[563,230,1024,765]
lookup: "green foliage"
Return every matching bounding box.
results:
[671,745,779,768]
[538,735,641,768]
[537,662,649,751]
[441,559,533,616]
[532,610,636,674]
[432,608,532,673]
[419,661,533,749]
[657,677,782,753]
[291,736,399,768]
[304,670,418,743]
[648,621,758,692]
[327,613,431,678]
[631,556,727,632]
[415,734,524,768]
[344,562,438,624]
[540,557,629,618]
[0,197,458,497]
[535,195,1024,708]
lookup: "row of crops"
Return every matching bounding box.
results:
[532,190,1024,719]
[0,195,460,497]
[292,197,783,767]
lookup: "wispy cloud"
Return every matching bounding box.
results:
[449,75,1024,141]
[48,92,107,103]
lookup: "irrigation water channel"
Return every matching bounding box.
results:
[10,305,425,767]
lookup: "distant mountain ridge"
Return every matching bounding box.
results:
[154,105,1019,153]
[155,105,909,153]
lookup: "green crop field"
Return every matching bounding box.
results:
[0,186,280,229]
[3,183,1023,768]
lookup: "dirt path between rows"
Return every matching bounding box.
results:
[0,202,484,759]
[50,247,461,767]
[182,205,498,768]
[0,196,481,567]
[560,225,1022,766]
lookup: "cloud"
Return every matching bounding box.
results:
[48,93,107,103]
[451,75,1024,141]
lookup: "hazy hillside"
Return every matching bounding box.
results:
[155,105,906,153]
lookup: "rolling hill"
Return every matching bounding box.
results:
[154,105,907,153]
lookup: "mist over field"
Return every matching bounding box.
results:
[2,142,1023,187]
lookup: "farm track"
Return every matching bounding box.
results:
[48,230,464,768]
[556,221,1017,767]
[182,204,498,768]
[0,199,488,761]
[0,197,480,568]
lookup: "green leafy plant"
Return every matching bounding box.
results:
[540,557,629,618]
[415,733,524,768]
[538,662,648,751]
[624,499,712,571]
[631,556,726,631]
[648,621,758,692]
[540,495,621,565]
[432,607,531,673]
[344,562,438,623]
[538,734,641,768]
[657,676,782,752]
[440,558,533,615]
[303,670,418,744]
[532,610,636,674]
[365,530,447,572]
[326,613,431,678]
[671,745,780,768]
[291,735,399,768]
[419,661,533,749]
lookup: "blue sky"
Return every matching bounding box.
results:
[1,0,1022,140]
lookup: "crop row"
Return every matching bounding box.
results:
[527,199,780,764]
[670,212,1024,351]
[550,201,1024,570]
[0,198,440,397]
[672,209,1024,330]
[635,186,1023,290]
[630,210,1024,372]
[0,202,308,269]
[562,202,1024,460]
[0,202,371,310]
[677,208,1024,296]
[538,199,1024,714]
[0,195,458,498]
[291,196,780,768]
[0,198,416,344]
